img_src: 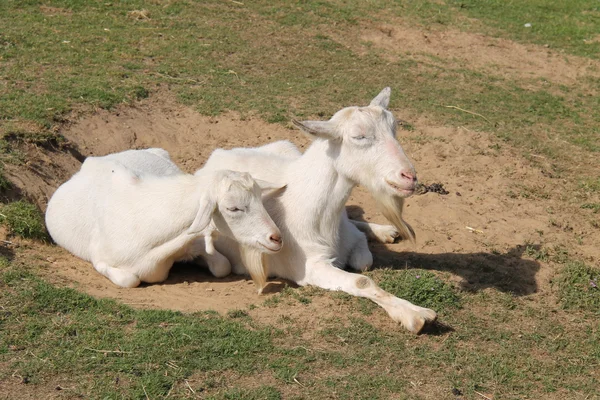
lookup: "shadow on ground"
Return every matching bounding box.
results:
[347,205,541,296]
[154,261,295,295]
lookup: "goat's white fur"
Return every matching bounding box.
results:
[203,88,436,333]
[45,149,283,290]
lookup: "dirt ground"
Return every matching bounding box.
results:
[6,24,600,322]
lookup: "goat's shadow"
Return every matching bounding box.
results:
[346,205,540,296]
[153,261,293,295]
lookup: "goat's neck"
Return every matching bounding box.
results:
[289,140,355,226]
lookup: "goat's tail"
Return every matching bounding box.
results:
[239,245,268,294]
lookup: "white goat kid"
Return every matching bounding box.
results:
[45,149,284,289]
[204,88,436,333]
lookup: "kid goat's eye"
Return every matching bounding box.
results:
[227,207,243,212]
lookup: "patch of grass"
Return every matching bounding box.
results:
[0,166,11,192]
[3,130,67,149]
[525,245,550,262]
[555,261,600,313]
[581,203,600,213]
[372,269,461,312]
[0,201,48,241]
[208,386,282,400]
[579,177,600,193]
[445,0,600,59]
[227,309,250,319]
[0,268,274,397]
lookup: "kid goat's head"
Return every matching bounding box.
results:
[292,87,416,241]
[188,170,284,292]
[188,170,284,253]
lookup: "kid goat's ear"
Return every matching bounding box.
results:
[188,193,216,235]
[292,119,338,140]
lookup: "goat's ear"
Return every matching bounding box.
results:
[255,179,287,198]
[369,87,391,109]
[188,193,216,235]
[292,119,337,140]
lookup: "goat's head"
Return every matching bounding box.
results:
[189,170,284,253]
[188,170,284,292]
[292,87,416,241]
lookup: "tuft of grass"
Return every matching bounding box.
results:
[208,386,282,400]
[0,166,11,192]
[581,203,600,213]
[579,178,600,193]
[227,309,250,319]
[3,130,67,149]
[0,201,48,241]
[555,261,600,314]
[373,269,461,312]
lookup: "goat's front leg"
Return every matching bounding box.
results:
[339,215,372,272]
[349,219,399,244]
[299,260,436,333]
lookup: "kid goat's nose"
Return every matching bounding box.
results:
[269,233,282,245]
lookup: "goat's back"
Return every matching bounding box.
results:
[104,148,182,177]
[203,143,294,184]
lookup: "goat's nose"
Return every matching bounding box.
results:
[399,170,417,183]
[269,233,282,245]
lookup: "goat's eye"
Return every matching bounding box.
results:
[351,135,371,144]
[227,207,243,213]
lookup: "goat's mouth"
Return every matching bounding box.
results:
[385,179,415,197]
[259,241,282,253]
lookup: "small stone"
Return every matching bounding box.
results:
[452,388,462,396]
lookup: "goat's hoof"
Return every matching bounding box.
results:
[208,261,232,278]
[348,250,373,272]
[373,225,399,243]
[406,307,437,334]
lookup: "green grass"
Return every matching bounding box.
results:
[374,269,461,312]
[1,255,599,399]
[0,200,48,240]
[581,203,600,213]
[1,267,275,397]
[555,261,600,313]
[207,386,282,400]
[445,0,600,59]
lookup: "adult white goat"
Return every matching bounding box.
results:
[45,148,284,289]
[203,88,436,333]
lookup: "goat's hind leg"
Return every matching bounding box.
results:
[300,260,436,333]
[339,213,373,272]
[93,261,141,288]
